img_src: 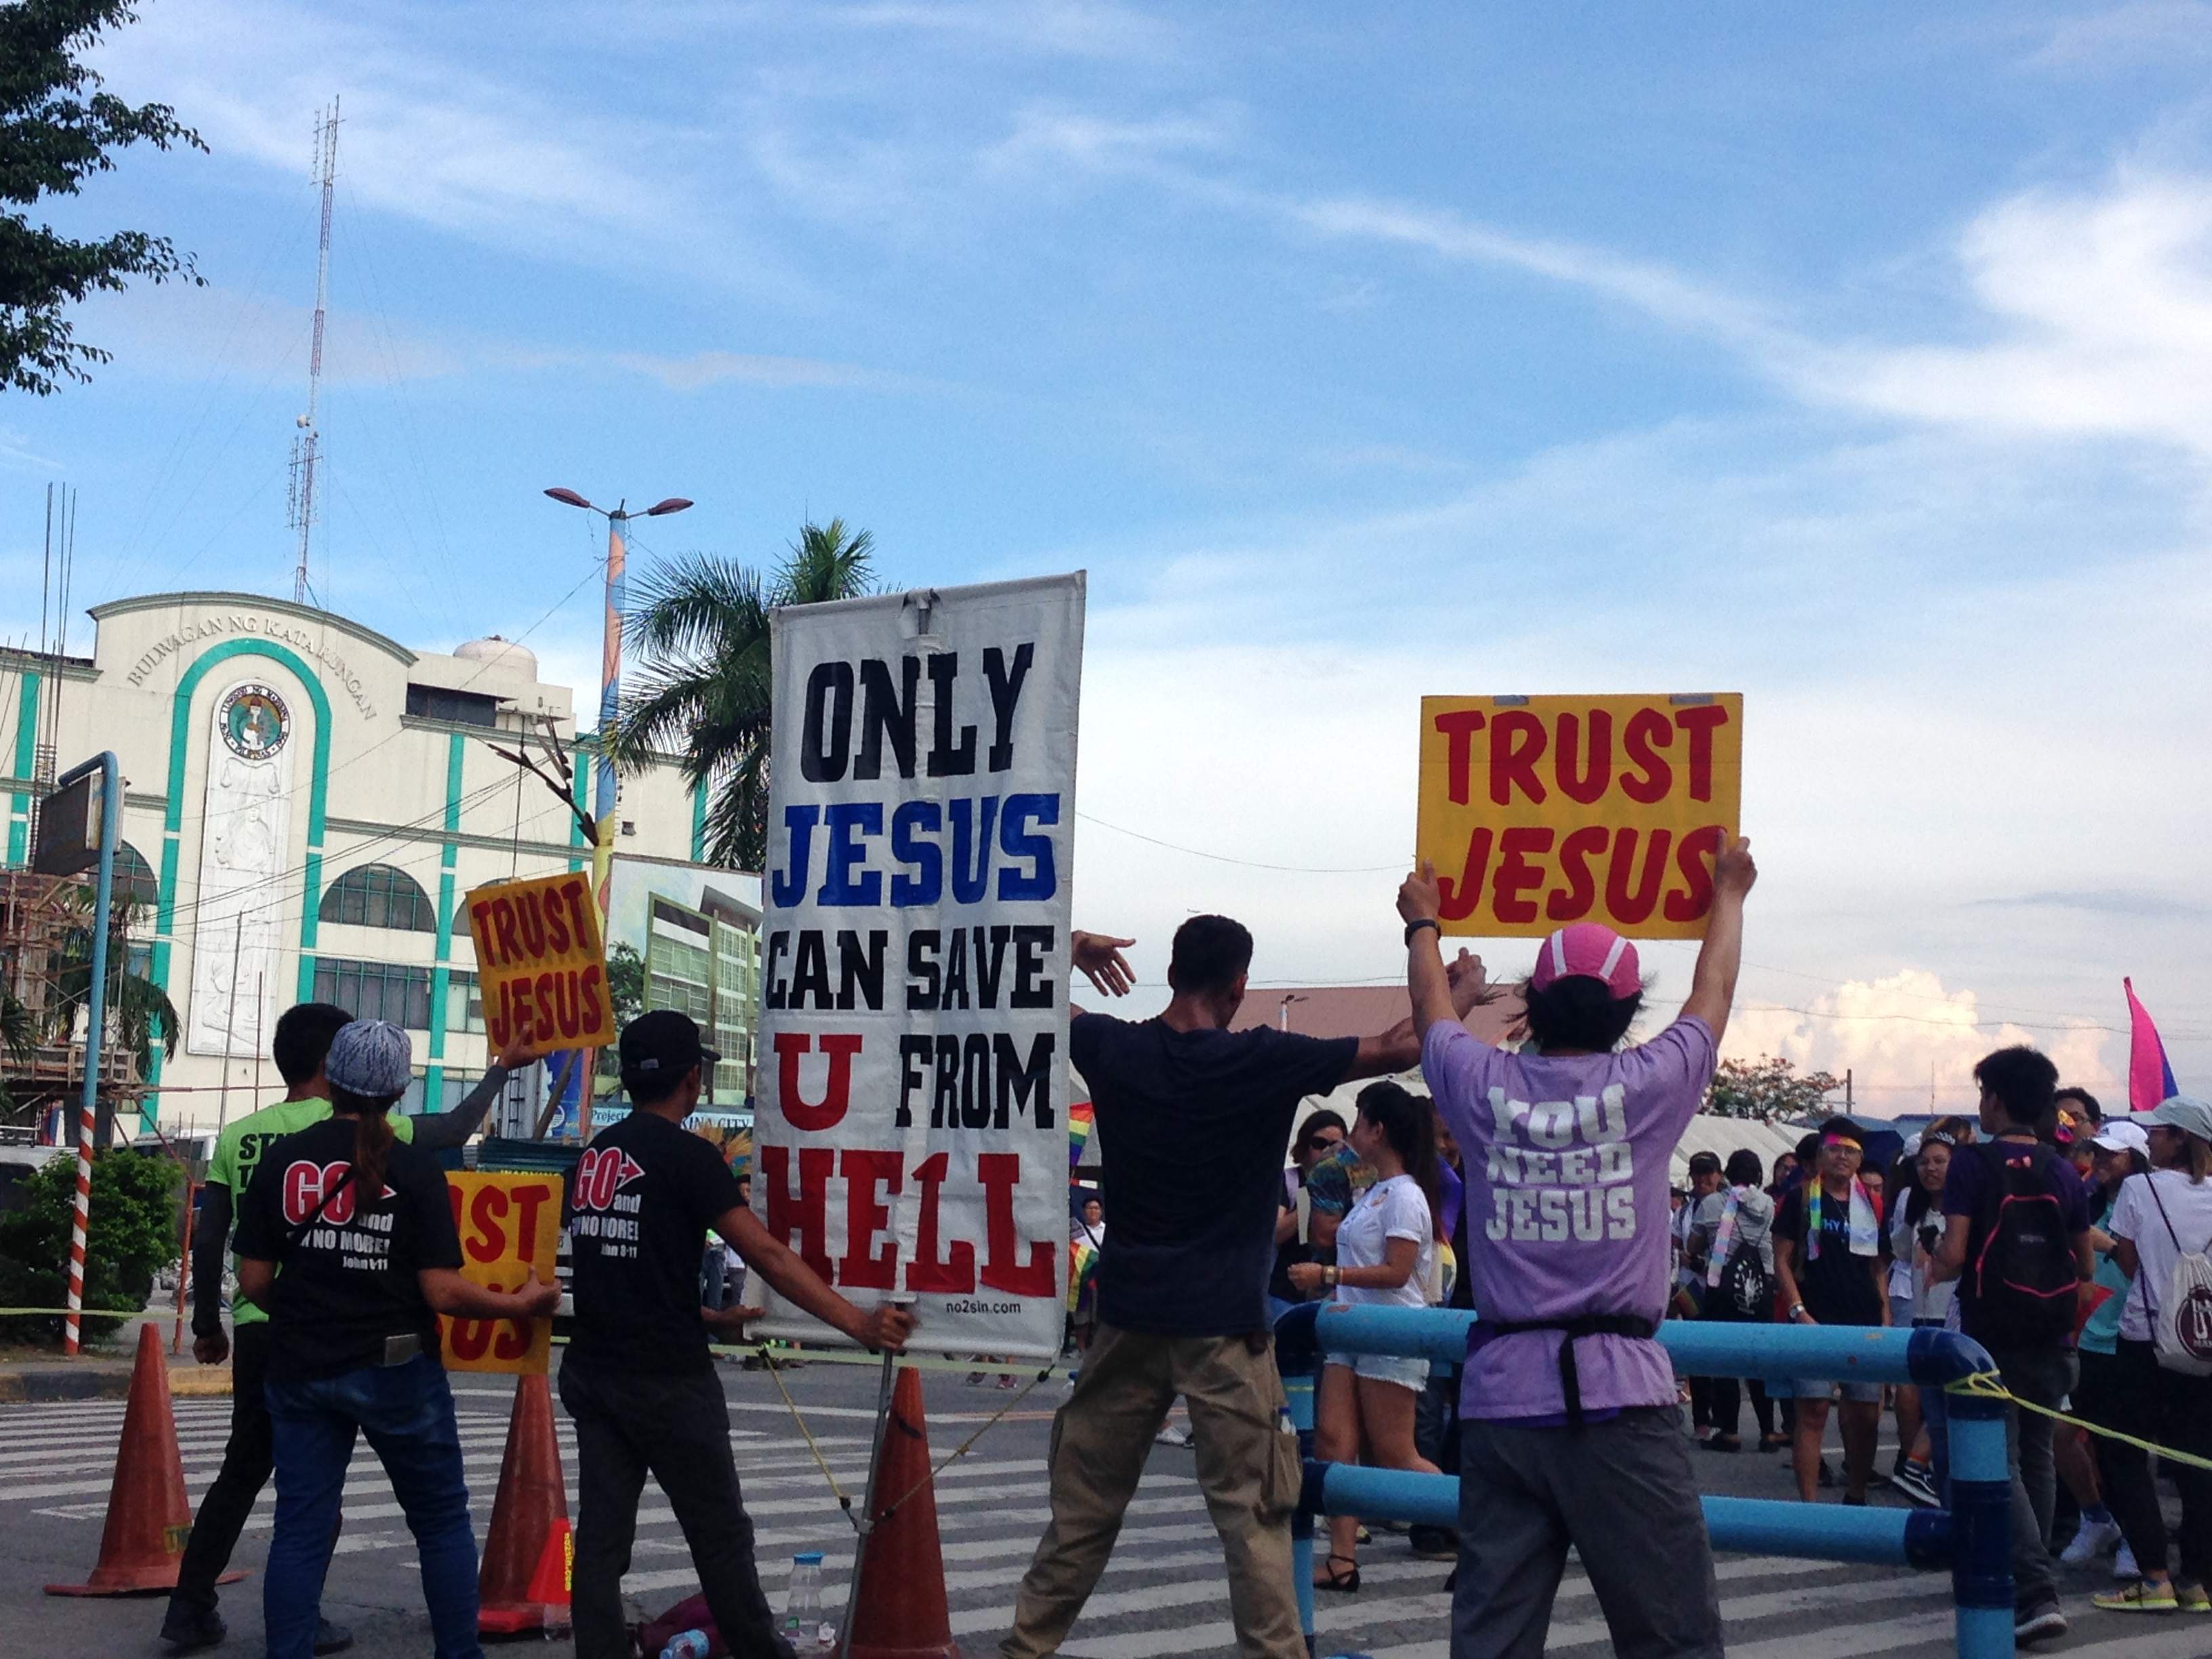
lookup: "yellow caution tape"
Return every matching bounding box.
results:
[1944,1369,2212,1473]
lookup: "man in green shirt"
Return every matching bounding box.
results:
[160,1002,540,1653]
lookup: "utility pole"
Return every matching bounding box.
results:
[542,487,692,1140]
[288,100,338,606]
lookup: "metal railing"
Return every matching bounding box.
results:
[1274,1303,2013,1659]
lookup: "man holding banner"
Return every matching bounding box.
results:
[561,1010,916,1659]
[1402,692,1750,1658]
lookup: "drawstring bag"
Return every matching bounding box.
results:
[2143,1176,2212,1378]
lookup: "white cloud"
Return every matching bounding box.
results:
[1811,173,2212,456]
[1725,968,2115,1116]
[2030,2,2212,68]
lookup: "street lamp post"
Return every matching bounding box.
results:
[542,487,692,1134]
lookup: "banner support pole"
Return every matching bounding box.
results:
[840,1347,900,1659]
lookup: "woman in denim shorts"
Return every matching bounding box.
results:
[1290,1082,1443,1592]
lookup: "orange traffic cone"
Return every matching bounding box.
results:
[477,1373,573,1635]
[847,1368,961,1659]
[46,1324,243,1595]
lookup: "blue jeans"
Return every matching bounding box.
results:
[265,1353,481,1659]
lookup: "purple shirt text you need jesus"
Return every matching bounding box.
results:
[1423,1015,1718,1422]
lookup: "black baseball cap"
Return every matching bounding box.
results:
[619,1010,720,1080]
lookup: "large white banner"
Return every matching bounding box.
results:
[750,574,1084,1358]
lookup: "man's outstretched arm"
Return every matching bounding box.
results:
[409,1033,549,1151]
[1680,837,1756,1045]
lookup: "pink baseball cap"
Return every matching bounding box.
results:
[1530,922,1641,1000]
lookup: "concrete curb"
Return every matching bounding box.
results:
[0,1363,232,1403]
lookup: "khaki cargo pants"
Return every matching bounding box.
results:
[1000,1322,1304,1659]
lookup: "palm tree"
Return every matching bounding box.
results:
[608,518,878,870]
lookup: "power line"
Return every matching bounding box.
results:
[1076,811,1404,874]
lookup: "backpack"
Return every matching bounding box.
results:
[1715,1236,1773,1321]
[2140,1176,2212,1378]
[1964,1141,2079,1347]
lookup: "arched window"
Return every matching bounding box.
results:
[114,842,160,909]
[319,863,436,933]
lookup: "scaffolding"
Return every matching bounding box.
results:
[0,869,144,1137]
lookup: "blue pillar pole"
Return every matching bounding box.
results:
[1284,1365,1316,1657]
[1946,1388,2013,1659]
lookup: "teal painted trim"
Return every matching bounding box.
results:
[7,671,38,867]
[429,730,463,1065]
[691,779,707,863]
[570,748,589,874]
[423,1061,444,1109]
[156,640,337,1023]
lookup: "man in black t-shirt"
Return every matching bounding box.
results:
[1002,916,1485,1659]
[560,1011,914,1659]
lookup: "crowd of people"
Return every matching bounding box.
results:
[155,832,2212,1659]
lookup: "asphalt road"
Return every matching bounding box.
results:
[0,1358,2197,1659]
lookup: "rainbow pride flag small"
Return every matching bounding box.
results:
[1069,1099,1095,1168]
[2125,978,2179,1113]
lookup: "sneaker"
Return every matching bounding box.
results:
[2061,1515,2123,1565]
[312,1622,354,1656]
[2177,1582,2211,1614]
[2117,1542,2142,1579]
[1407,1525,1458,1560]
[2013,1601,2069,1642]
[1889,1459,1940,1508]
[1153,1424,1192,1448]
[159,1601,226,1653]
[2092,1580,2177,1613]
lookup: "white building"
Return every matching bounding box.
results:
[0,590,746,1136]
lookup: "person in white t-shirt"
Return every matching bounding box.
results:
[1288,1081,1442,1593]
[2094,1094,2212,1612]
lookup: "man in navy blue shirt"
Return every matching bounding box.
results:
[1932,1045,2096,1645]
[999,915,1483,1659]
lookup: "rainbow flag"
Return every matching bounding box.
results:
[2125,978,2179,1113]
[1069,1099,1095,1168]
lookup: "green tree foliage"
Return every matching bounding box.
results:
[0,1147,179,1343]
[609,520,878,871]
[0,0,206,394]
[596,940,645,1078]
[1703,1054,1845,1123]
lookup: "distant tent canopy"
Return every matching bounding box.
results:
[319,863,437,933]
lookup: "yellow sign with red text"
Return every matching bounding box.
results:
[465,872,614,1050]
[1415,694,1742,940]
[438,1171,564,1374]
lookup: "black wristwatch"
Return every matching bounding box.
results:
[1404,918,1441,945]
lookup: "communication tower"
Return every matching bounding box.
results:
[286,99,339,606]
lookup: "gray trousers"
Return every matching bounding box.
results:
[1982,1343,2076,1610]
[1454,1407,1722,1659]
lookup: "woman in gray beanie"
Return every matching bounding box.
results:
[234,1020,559,1659]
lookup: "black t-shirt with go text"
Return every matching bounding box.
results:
[565,1107,743,1377]
[1071,1013,1357,1338]
[233,1116,464,1382]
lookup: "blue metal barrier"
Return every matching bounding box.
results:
[1275,1303,2012,1659]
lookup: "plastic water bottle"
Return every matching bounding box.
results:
[659,1632,711,1659]
[784,1552,830,1652]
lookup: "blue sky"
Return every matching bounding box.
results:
[7,1,2212,1109]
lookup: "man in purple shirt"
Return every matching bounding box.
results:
[1400,836,1757,1659]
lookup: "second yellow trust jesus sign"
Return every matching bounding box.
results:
[1414,693,1743,941]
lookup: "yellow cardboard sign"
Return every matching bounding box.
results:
[465,872,615,1049]
[1415,694,1742,940]
[438,1171,565,1374]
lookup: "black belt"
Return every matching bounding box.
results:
[1482,1314,1657,1429]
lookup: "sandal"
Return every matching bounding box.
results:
[1702,1434,1742,1453]
[1758,1433,1789,1452]
[1313,1553,1361,1593]
[2093,1579,2178,1613]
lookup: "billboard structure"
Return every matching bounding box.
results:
[751,575,1084,1359]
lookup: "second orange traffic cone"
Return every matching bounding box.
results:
[476,1373,573,1634]
[46,1323,245,1595]
[847,1368,961,1659]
